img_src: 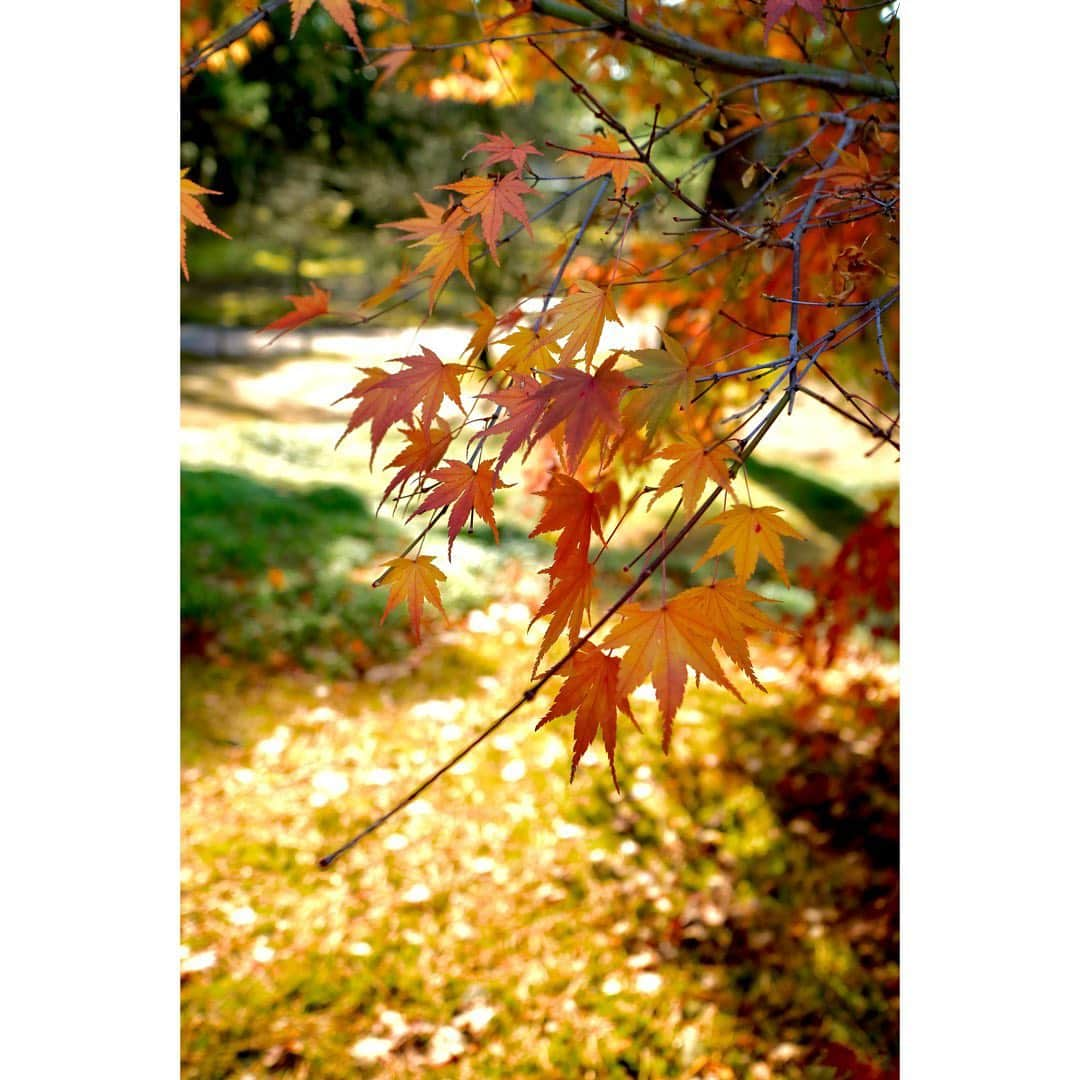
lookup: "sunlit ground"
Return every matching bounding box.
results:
[181,346,898,1079]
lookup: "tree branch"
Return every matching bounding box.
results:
[531,0,897,99]
[318,394,791,866]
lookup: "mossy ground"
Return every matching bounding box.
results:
[181,361,898,1079]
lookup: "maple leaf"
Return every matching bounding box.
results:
[413,222,478,310]
[375,555,447,643]
[530,473,619,569]
[489,326,557,375]
[473,375,548,469]
[536,642,634,790]
[437,173,537,260]
[530,354,630,472]
[623,331,699,440]
[603,591,742,751]
[335,346,467,459]
[180,169,230,281]
[467,132,543,172]
[413,459,508,556]
[558,133,650,194]
[531,557,596,665]
[371,46,412,90]
[290,0,368,61]
[696,504,805,585]
[259,283,331,344]
[381,417,453,509]
[463,301,498,363]
[649,439,738,516]
[680,578,782,690]
[548,282,622,367]
[762,0,826,41]
[358,266,414,312]
[380,194,461,243]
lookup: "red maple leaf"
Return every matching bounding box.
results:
[473,375,548,470]
[335,346,467,459]
[536,642,635,790]
[259,283,331,344]
[530,473,619,569]
[412,459,508,556]
[762,0,826,41]
[467,132,543,172]
[530,354,630,472]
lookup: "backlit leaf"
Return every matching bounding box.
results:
[375,555,447,643]
[536,642,633,789]
[696,504,805,585]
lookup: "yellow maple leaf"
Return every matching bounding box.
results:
[548,282,622,367]
[463,301,497,363]
[374,555,447,643]
[180,169,230,281]
[414,222,477,310]
[649,439,738,516]
[695,504,805,585]
[489,326,557,375]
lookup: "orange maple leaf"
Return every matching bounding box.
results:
[413,221,478,310]
[437,173,537,260]
[380,194,464,244]
[649,439,738,516]
[536,642,634,790]
[381,417,453,509]
[358,267,414,312]
[180,169,230,281]
[371,46,412,90]
[558,133,650,194]
[259,283,331,344]
[531,557,596,665]
[603,591,742,751]
[679,579,781,690]
[467,132,543,172]
[375,555,447,643]
[530,473,619,569]
[696,504,805,585]
[290,0,369,60]
[531,354,630,472]
[335,346,467,459]
[548,282,622,367]
[413,459,508,556]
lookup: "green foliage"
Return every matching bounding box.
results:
[181,466,404,672]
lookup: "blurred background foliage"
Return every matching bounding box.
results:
[182,3,577,323]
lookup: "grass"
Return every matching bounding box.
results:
[180,413,882,677]
[180,385,898,1077]
[181,625,898,1079]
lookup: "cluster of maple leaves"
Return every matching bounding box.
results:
[233,131,809,786]
[181,0,898,787]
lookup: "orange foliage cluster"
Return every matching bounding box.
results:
[182,0,898,786]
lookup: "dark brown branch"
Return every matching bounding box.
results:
[181,0,288,78]
[531,0,897,99]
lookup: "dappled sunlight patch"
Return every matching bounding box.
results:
[182,616,896,1077]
